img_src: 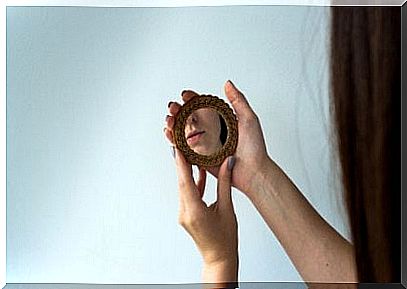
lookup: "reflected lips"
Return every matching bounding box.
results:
[186,131,205,146]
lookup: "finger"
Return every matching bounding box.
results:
[174,148,201,205]
[181,90,200,103]
[165,115,175,130]
[224,80,256,120]
[196,168,207,199]
[168,102,181,116]
[216,156,236,209]
[163,127,174,144]
[205,165,219,179]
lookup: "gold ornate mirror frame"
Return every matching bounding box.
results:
[173,95,238,167]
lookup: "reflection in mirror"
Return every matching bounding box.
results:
[184,108,228,156]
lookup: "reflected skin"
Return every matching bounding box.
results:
[184,108,223,156]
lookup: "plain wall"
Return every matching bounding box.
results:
[6,6,348,283]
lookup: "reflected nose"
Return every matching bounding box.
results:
[186,112,198,125]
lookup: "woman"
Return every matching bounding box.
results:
[163,7,400,286]
[184,108,226,156]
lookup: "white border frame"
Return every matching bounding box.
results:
[1,0,405,287]
[2,0,407,7]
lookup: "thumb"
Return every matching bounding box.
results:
[216,156,236,209]
[224,80,255,120]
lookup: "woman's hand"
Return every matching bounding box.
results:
[165,82,358,283]
[164,80,271,199]
[174,148,238,284]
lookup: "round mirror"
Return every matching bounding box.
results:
[174,94,238,167]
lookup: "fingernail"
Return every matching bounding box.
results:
[181,90,188,96]
[171,146,176,159]
[227,156,236,171]
[168,101,173,108]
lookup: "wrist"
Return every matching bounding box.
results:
[202,257,239,286]
[247,156,290,217]
[247,156,277,200]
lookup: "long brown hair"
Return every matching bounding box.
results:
[331,7,401,282]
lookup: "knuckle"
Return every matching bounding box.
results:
[164,128,173,137]
[178,215,186,227]
[219,169,231,182]
[246,112,259,123]
[178,180,189,191]
[178,212,201,229]
[243,114,259,128]
[218,178,230,190]
[188,216,200,229]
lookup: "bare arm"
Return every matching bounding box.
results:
[250,157,357,283]
[222,80,357,282]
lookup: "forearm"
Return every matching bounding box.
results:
[250,157,357,282]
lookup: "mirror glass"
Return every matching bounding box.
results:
[184,108,227,156]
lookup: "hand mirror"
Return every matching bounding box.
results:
[173,95,238,167]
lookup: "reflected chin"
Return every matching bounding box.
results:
[193,147,209,156]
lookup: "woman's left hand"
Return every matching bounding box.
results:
[173,147,238,285]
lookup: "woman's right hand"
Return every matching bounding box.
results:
[165,80,271,199]
[219,80,271,197]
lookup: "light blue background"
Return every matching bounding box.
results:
[6,6,347,284]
